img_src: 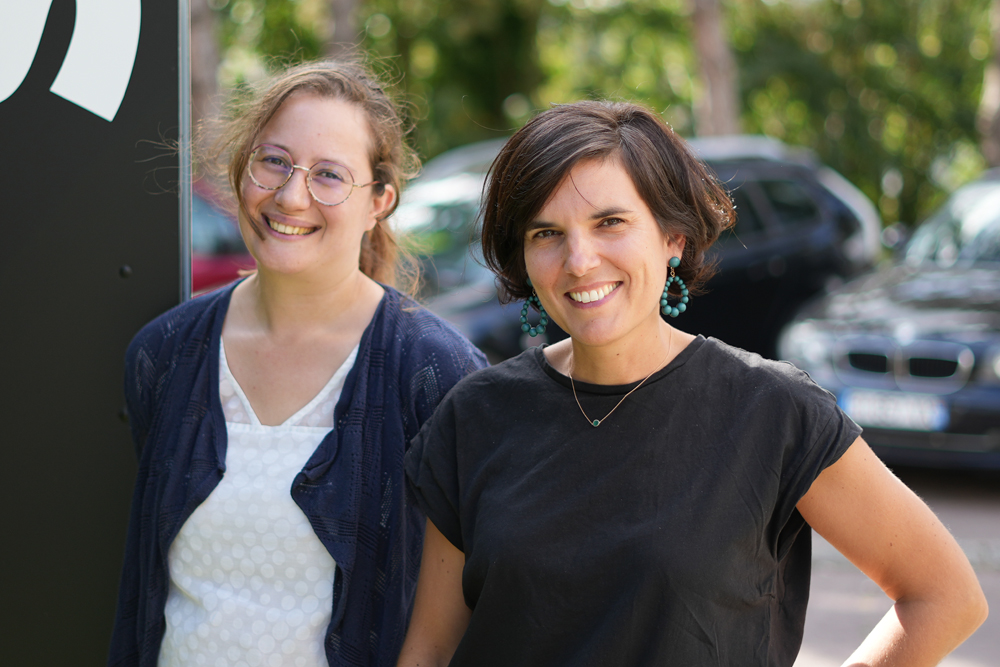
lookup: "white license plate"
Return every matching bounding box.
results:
[838,389,949,432]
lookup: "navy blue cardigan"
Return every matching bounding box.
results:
[109,283,487,667]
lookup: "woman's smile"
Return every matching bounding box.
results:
[262,213,318,237]
[567,281,620,306]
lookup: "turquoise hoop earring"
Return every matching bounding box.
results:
[520,281,549,337]
[660,256,689,318]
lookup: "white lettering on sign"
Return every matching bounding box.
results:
[0,0,141,122]
[50,0,142,121]
[0,1,55,104]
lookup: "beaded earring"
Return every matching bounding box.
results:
[520,279,549,337]
[660,256,689,318]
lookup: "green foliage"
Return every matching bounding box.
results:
[730,0,991,224]
[215,0,325,90]
[361,0,546,158]
[213,0,995,225]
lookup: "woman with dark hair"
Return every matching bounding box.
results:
[109,58,486,667]
[398,101,986,666]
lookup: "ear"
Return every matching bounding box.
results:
[366,183,397,231]
[664,231,686,260]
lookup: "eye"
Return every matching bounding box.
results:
[529,228,560,240]
[600,216,625,227]
[252,147,291,170]
[312,163,349,184]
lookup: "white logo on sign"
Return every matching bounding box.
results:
[0,0,141,122]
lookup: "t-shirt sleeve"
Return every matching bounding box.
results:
[772,362,863,536]
[405,390,465,552]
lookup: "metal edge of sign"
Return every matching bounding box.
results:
[178,0,192,302]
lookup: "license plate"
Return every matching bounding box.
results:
[838,389,949,432]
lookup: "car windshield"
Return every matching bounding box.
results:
[395,172,490,296]
[904,179,1000,266]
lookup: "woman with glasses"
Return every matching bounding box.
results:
[109,58,486,667]
[398,101,987,666]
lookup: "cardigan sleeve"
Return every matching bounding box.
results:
[123,326,160,458]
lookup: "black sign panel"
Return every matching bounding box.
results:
[0,1,183,663]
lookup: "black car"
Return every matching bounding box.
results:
[397,136,880,362]
[779,170,1000,469]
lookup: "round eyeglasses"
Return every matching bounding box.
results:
[247,144,381,206]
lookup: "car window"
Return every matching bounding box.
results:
[958,214,1000,263]
[757,179,821,228]
[905,181,1000,266]
[716,186,763,247]
[192,195,245,255]
[400,200,488,295]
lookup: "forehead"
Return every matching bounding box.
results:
[257,92,372,168]
[538,157,645,214]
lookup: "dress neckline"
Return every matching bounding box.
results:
[219,338,359,427]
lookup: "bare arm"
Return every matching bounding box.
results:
[797,438,988,667]
[397,519,472,667]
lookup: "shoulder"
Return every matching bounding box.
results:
[380,287,488,374]
[125,284,231,376]
[690,337,834,406]
[433,346,541,407]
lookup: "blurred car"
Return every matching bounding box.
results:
[191,183,254,295]
[396,136,880,362]
[779,170,1000,469]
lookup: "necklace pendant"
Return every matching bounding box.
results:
[592,419,600,427]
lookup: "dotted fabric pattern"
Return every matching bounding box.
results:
[157,341,358,667]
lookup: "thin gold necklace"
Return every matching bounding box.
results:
[569,327,672,428]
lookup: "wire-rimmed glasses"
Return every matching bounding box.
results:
[247,144,381,206]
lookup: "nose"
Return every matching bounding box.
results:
[563,231,601,277]
[274,165,313,210]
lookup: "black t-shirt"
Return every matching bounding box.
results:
[405,336,861,666]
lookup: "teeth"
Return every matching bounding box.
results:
[569,283,618,303]
[267,218,313,235]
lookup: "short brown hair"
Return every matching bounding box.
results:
[210,56,419,287]
[481,100,735,303]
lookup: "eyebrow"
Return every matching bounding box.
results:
[261,142,353,169]
[526,207,634,232]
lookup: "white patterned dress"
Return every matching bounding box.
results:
[157,340,358,667]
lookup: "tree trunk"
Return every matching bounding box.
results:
[325,0,360,57]
[689,0,741,136]
[979,0,1000,166]
[190,0,220,138]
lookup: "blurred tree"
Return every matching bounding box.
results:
[522,0,696,133]
[191,0,221,133]
[689,0,741,135]
[730,0,990,226]
[325,0,361,56]
[360,0,546,159]
[207,0,994,225]
[978,0,1000,165]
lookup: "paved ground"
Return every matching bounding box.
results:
[794,466,1000,667]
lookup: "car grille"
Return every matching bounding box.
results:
[835,336,974,394]
[847,352,888,374]
[908,357,959,378]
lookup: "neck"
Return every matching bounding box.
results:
[563,321,675,385]
[235,268,384,337]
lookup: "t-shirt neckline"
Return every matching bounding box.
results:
[534,334,706,396]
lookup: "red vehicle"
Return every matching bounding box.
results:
[191,182,255,295]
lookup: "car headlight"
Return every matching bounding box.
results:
[976,346,1000,385]
[778,321,835,372]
